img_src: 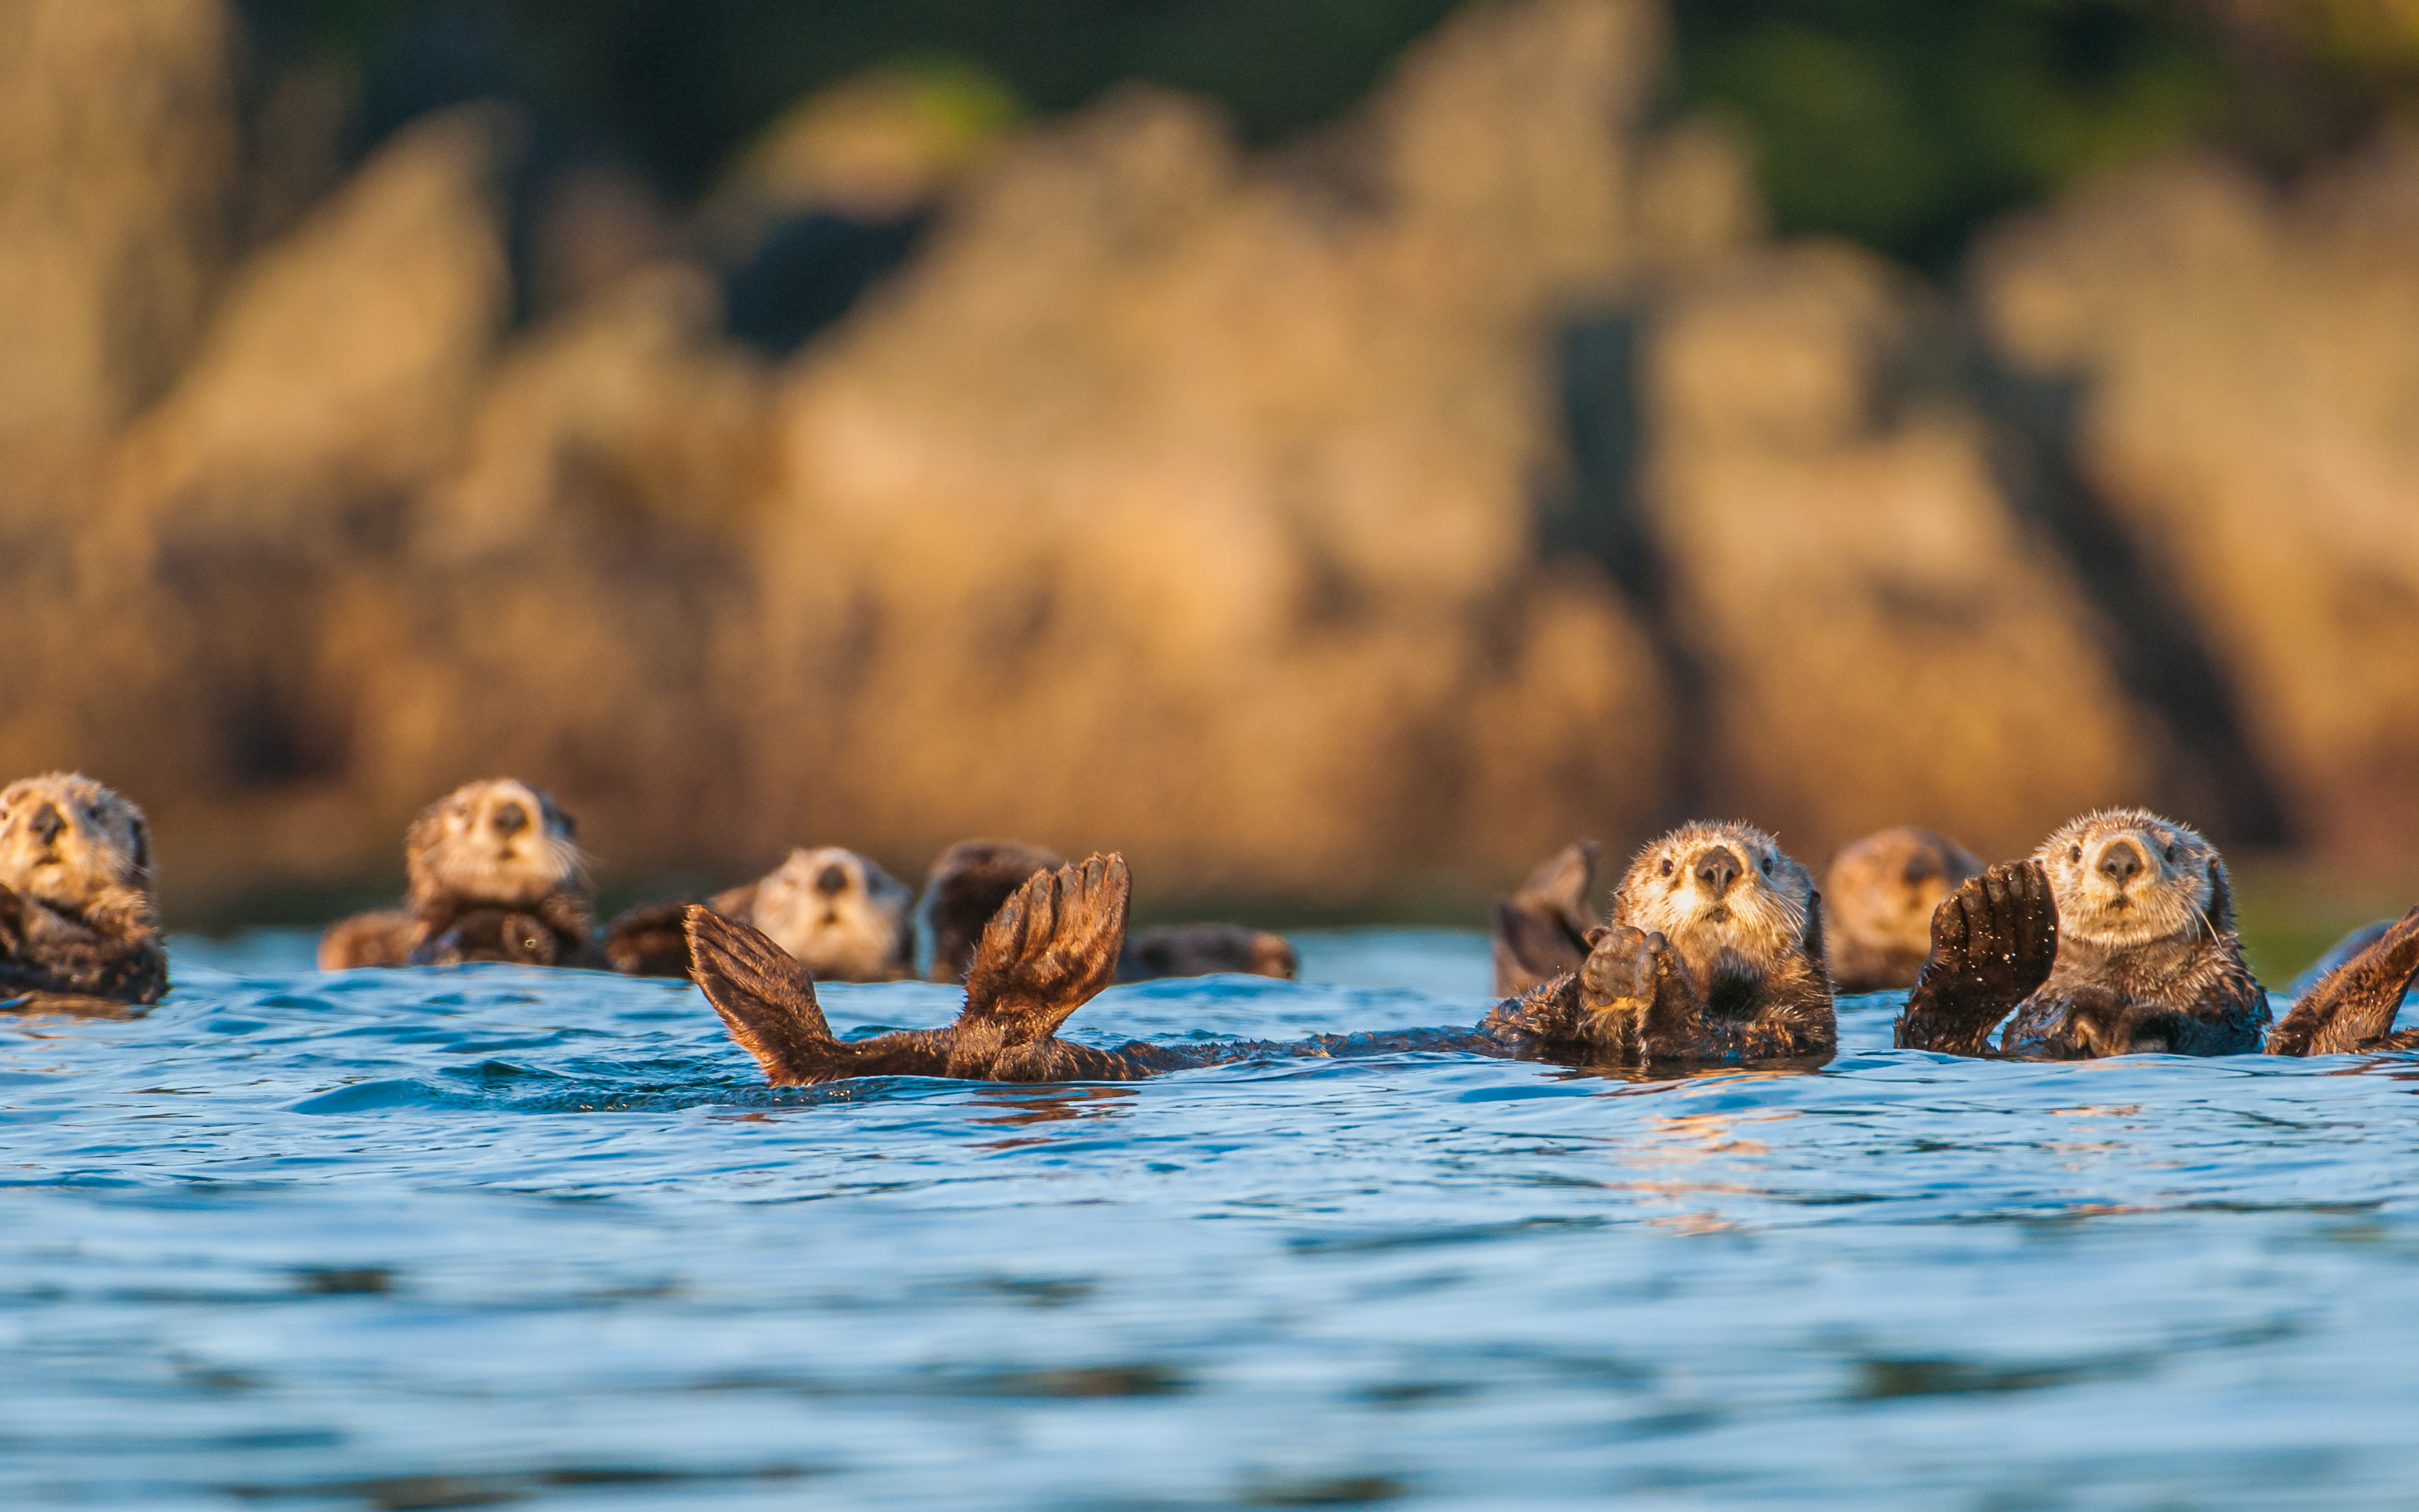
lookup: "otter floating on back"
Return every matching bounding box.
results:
[1892,808,2419,1058]
[0,773,166,1014]
[1822,827,1982,993]
[605,846,916,982]
[319,779,602,970]
[685,821,1834,1086]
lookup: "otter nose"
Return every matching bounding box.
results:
[1694,846,1743,897]
[491,804,528,838]
[2099,841,2145,885]
[27,803,65,846]
[814,863,850,896]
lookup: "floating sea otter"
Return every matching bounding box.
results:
[0,773,167,1015]
[1821,827,1982,993]
[686,821,1835,1086]
[1892,809,2419,1058]
[318,779,603,970]
[919,838,1296,986]
[604,846,916,982]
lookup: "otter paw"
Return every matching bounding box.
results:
[1896,860,2057,1054]
[1931,860,2058,1000]
[1577,922,1657,1015]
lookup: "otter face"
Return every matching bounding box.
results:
[1610,820,1814,975]
[2035,809,2219,950]
[404,779,584,911]
[0,773,153,913]
[750,846,912,981]
[1822,827,1982,983]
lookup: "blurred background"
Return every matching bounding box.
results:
[4,0,2417,966]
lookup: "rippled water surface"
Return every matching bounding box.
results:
[8,929,2419,1510]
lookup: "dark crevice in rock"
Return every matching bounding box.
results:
[1972,355,2296,848]
[1541,309,1709,823]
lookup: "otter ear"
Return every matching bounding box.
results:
[129,817,152,881]
[1804,889,1828,966]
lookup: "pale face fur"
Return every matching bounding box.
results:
[2034,808,2220,950]
[1823,827,1981,977]
[404,779,585,912]
[1610,820,1816,984]
[750,846,913,981]
[0,773,153,915]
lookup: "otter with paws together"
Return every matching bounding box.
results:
[319,779,603,970]
[0,774,166,1014]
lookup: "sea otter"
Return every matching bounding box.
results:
[604,846,915,982]
[1491,840,1601,998]
[919,839,1069,984]
[1822,827,1982,992]
[0,773,167,1014]
[1500,820,1836,1067]
[1116,922,1297,983]
[317,779,603,970]
[685,822,1835,1086]
[921,837,1296,987]
[1892,808,2419,1058]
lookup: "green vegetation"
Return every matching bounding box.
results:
[245,0,2411,265]
[1674,2,2226,264]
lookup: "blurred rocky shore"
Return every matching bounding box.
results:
[4,0,2415,917]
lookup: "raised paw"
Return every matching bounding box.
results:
[1895,860,2057,1054]
[1932,860,2057,1001]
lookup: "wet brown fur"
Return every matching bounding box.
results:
[691,854,1150,1084]
[1891,808,2419,1059]
[0,774,167,1011]
[1481,822,1836,1067]
[921,840,1065,984]
[1895,810,2266,1057]
[2269,906,2419,1055]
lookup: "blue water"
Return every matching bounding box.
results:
[8,929,2419,1510]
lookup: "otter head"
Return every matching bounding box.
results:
[1822,827,1982,984]
[404,779,585,914]
[2035,809,2225,950]
[750,846,912,980]
[0,773,153,915]
[1609,821,1817,985]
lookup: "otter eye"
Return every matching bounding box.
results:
[2069,845,2082,863]
[1658,858,1673,878]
